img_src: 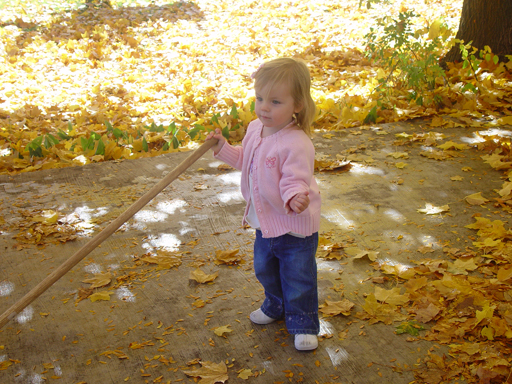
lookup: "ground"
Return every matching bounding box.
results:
[0,118,510,383]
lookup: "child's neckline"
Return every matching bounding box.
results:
[260,120,297,139]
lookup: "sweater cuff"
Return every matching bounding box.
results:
[214,143,241,170]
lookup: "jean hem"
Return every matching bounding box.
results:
[287,329,320,335]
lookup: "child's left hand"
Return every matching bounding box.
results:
[287,192,310,214]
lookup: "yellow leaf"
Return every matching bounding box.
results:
[498,116,512,125]
[82,272,112,289]
[387,152,409,159]
[395,162,407,169]
[428,19,443,40]
[189,269,219,284]
[353,250,379,261]
[213,325,232,337]
[237,369,253,380]
[32,210,59,224]
[214,249,242,265]
[374,287,409,306]
[497,266,512,282]
[319,299,355,316]
[184,361,229,384]
[141,251,182,270]
[481,326,494,341]
[417,203,449,215]
[90,291,113,302]
[476,304,495,323]
[451,175,463,181]
[437,141,468,151]
[465,192,489,205]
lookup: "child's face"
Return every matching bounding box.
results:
[255,82,301,132]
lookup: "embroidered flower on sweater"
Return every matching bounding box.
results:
[265,157,277,169]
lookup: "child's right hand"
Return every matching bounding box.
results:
[206,128,226,154]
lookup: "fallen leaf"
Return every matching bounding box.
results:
[82,272,112,289]
[214,249,242,265]
[417,203,450,215]
[465,192,489,205]
[90,291,113,302]
[213,325,232,337]
[319,299,355,317]
[141,250,182,270]
[353,249,379,261]
[237,369,253,380]
[184,361,229,384]
[374,287,409,306]
[190,269,219,283]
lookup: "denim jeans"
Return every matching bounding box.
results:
[254,230,319,335]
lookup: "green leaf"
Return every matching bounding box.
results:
[105,120,114,133]
[95,138,105,155]
[57,129,71,140]
[167,122,177,134]
[43,134,60,149]
[363,106,378,124]
[27,136,44,157]
[142,137,148,152]
[396,321,424,336]
[493,55,499,65]
[461,83,477,93]
[222,126,229,140]
[188,124,205,140]
[230,105,238,118]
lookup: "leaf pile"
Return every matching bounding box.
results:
[4,0,506,176]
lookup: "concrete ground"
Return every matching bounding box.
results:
[0,119,508,384]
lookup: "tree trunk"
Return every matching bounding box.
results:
[442,0,512,64]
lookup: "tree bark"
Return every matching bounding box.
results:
[442,0,512,64]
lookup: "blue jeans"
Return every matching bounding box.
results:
[254,230,319,335]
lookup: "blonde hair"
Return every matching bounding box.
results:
[253,57,316,135]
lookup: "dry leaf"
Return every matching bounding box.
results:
[374,287,410,306]
[141,250,182,270]
[417,203,450,215]
[319,299,355,317]
[90,291,113,302]
[82,272,112,289]
[184,361,229,384]
[213,325,232,337]
[237,369,252,380]
[465,192,489,205]
[214,249,242,265]
[353,249,379,261]
[190,269,219,283]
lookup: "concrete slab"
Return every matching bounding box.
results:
[0,119,507,383]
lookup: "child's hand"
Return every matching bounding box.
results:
[206,128,226,154]
[288,192,310,214]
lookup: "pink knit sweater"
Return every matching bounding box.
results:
[214,119,321,238]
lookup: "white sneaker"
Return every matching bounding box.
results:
[294,334,318,351]
[250,308,277,325]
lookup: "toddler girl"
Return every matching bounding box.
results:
[206,57,321,351]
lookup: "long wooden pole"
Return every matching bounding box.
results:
[0,139,217,329]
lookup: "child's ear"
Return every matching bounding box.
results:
[294,102,303,114]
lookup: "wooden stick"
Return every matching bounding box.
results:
[0,139,217,329]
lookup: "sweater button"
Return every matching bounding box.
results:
[265,230,269,234]
[258,209,262,213]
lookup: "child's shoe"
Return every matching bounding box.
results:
[294,334,318,351]
[250,308,277,325]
